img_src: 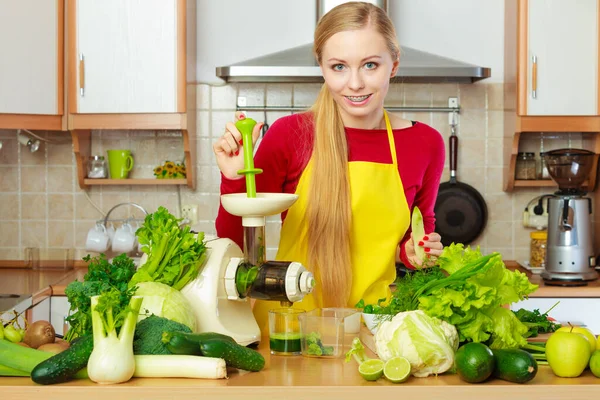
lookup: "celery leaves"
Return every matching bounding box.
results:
[129,207,207,290]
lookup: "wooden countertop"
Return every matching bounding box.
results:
[1,260,600,308]
[505,261,600,298]
[1,341,599,400]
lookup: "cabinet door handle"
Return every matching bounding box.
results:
[79,53,85,97]
[531,55,537,99]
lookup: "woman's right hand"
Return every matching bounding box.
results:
[213,112,264,180]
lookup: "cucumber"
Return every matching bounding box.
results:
[411,206,426,267]
[491,348,538,383]
[200,339,265,372]
[161,331,236,356]
[31,334,94,385]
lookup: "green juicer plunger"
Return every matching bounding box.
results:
[235,118,262,198]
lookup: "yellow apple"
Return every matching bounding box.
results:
[557,326,596,355]
[546,331,591,378]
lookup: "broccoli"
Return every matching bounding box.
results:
[308,343,323,356]
[133,314,192,355]
[305,331,335,356]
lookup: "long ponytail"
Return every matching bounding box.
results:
[306,85,352,307]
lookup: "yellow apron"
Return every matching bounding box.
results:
[253,111,410,333]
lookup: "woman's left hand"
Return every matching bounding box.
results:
[405,232,444,268]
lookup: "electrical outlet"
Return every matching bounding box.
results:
[181,204,199,225]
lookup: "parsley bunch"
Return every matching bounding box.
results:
[64,253,137,341]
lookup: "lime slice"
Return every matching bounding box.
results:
[358,359,384,381]
[383,356,411,383]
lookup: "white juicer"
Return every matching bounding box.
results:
[181,193,315,346]
[182,117,314,346]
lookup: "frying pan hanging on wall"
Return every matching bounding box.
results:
[434,122,487,247]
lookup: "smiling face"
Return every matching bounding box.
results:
[320,26,399,129]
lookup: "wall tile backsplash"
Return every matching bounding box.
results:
[0,82,554,263]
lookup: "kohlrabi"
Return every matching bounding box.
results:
[87,290,143,384]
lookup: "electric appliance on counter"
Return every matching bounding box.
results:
[175,118,314,346]
[541,149,598,285]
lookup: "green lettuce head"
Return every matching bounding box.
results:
[375,310,458,377]
[134,281,197,331]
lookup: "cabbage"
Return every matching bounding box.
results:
[134,281,197,331]
[375,310,458,377]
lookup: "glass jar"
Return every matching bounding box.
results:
[87,155,108,179]
[515,152,537,180]
[529,230,547,269]
[538,152,551,180]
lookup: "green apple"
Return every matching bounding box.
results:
[546,331,591,378]
[557,326,596,355]
[596,334,600,351]
[590,350,600,378]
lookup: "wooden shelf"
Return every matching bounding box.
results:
[504,130,600,192]
[72,128,196,190]
[83,178,188,185]
[513,180,558,187]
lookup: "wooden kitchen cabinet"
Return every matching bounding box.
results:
[0,0,64,130]
[67,0,187,127]
[67,0,195,189]
[518,0,599,116]
[504,0,600,191]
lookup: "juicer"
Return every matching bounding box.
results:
[541,149,598,285]
[181,118,315,346]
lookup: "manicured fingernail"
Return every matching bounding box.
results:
[235,150,239,156]
[424,247,430,253]
[239,140,243,145]
[418,241,424,247]
[423,236,429,241]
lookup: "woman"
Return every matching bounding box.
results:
[213,2,445,330]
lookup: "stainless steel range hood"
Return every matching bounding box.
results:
[216,0,490,84]
[216,43,490,83]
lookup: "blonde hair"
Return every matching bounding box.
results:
[306,2,400,307]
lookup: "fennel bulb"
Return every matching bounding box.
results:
[88,292,143,384]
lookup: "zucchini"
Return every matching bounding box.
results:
[199,338,265,372]
[31,334,94,385]
[161,331,236,355]
[491,348,538,383]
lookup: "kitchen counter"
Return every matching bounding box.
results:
[1,265,600,399]
[0,342,598,400]
[1,261,600,318]
[505,261,600,298]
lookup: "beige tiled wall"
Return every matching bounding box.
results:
[0,82,553,264]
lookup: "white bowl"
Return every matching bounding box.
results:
[361,313,381,335]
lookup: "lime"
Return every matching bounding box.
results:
[383,356,412,383]
[590,350,600,378]
[358,359,384,381]
[454,342,495,383]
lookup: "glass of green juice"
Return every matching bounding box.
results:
[268,308,306,355]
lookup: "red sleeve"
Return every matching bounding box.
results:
[215,114,311,248]
[398,126,446,269]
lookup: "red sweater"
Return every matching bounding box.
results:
[216,112,445,268]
